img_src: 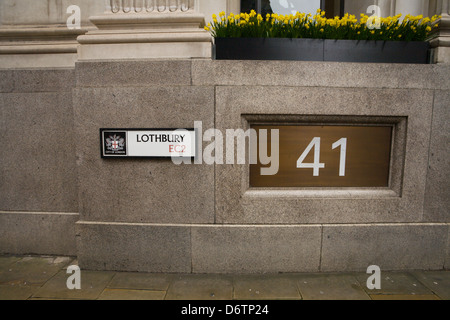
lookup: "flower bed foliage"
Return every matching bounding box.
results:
[205,9,440,42]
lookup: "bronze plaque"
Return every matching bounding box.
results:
[250,125,392,188]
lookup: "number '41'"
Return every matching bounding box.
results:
[296,137,347,177]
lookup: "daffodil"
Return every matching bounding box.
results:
[206,11,436,41]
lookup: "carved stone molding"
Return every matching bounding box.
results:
[107,0,194,14]
[77,0,210,60]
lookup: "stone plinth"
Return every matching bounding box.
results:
[0,0,103,68]
[429,13,450,63]
[78,1,212,60]
[0,27,87,68]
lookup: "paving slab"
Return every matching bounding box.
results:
[98,288,166,300]
[107,272,172,291]
[410,271,450,300]
[0,256,70,286]
[297,273,370,300]
[0,284,38,300]
[165,274,233,300]
[370,294,440,300]
[233,275,302,300]
[356,272,434,296]
[31,270,115,300]
[0,256,22,270]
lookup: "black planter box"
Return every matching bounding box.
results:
[214,37,324,61]
[214,37,430,64]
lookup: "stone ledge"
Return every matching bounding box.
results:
[321,223,449,272]
[192,59,450,89]
[76,221,449,273]
[75,60,191,87]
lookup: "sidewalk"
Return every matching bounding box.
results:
[0,254,449,300]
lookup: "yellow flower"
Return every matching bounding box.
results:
[426,26,432,32]
[212,14,217,19]
[204,26,210,31]
[320,28,324,33]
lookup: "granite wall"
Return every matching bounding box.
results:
[1,60,449,272]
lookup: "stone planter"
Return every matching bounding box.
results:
[213,37,430,64]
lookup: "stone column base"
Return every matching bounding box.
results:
[0,26,88,68]
[429,14,450,64]
[77,13,212,60]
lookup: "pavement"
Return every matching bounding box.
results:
[0,254,449,301]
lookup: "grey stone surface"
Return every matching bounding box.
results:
[1,59,448,273]
[215,85,433,224]
[0,256,71,286]
[191,225,322,273]
[73,85,214,224]
[98,288,166,300]
[446,226,450,270]
[165,274,233,300]
[233,274,301,300]
[76,222,192,273]
[192,60,450,90]
[0,92,79,212]
[0,70,14,92]
[356,272,434,295]
[0,212,79,256]
[1,254,449,300]
[411,271,450,300]
[0,256,21,270]
[424,90,450,222]
[320,224,448,272]
[76,60,192,87]
[0,69,74,93]
[297,273,370,300]
[32,270,115,300]
[108,272,172,291]
[0,285,37,300]
[11,69,75,92]
[369,293,440,300]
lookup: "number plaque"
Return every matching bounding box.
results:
[250,125,392,188]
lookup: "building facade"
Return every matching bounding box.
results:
[0,0,449,273]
